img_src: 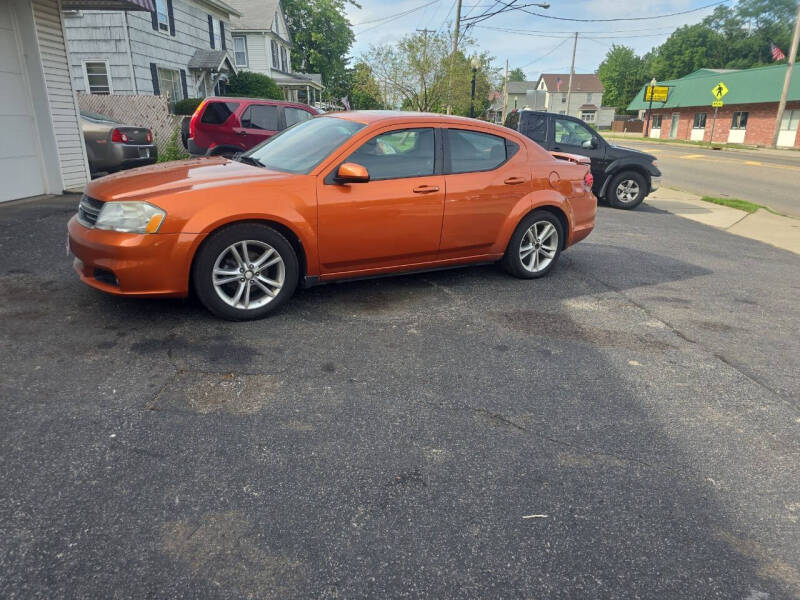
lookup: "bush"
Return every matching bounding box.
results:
[158,127,189,163]
[173,97,204,115]
[504,110,519,130]
[226,72,283,100]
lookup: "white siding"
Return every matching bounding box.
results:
[33,0,89,191]
[241,32,268,75]
[64,11,134,93]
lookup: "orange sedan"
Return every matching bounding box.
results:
[67,111,596,320]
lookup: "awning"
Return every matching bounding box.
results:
[62,0,154,10]
[579,104,598,110]
[187,49,237,74]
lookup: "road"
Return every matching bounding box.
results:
[612,139,800,217]
[2,196,800,599]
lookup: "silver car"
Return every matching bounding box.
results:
[80,111,158,176]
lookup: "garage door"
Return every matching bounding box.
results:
[0,2,46,202]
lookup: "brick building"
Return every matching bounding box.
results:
[628,65,800,148]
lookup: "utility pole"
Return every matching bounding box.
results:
[417,29,434,111]
[771,0,800,147]
[446,0,463,115]
[502,59,509,124]
[565,32,578,118]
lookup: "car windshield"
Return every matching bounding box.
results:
[80,110,121,124]
[243,116,365,174]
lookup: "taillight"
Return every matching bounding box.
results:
[145,131,153,143]
[584,170,594,190]
[111,129,129,143]
[189,99,208,139]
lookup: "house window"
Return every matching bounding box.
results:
[157,67,183,102]
[731,111,748,130]
[693,113,707,129]
[780,109,800,131]
[580,111,595,122]
[212,19,222,50]
[586,93,592,103]
[155,0,168,31]
[652,114,663,128]
[271,40,279,69]
[559,110,565,115]
[84,61,112,94]
[233,36,248,67]
[561,94,566,103]
[280,46,288,72]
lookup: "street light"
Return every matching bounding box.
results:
[469,56,480,118]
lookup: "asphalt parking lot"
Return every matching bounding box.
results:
[1,195,799,599]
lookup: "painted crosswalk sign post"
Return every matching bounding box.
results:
[709,82,729,143]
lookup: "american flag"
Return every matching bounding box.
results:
[556,77,562,91]
[771,42,786,61]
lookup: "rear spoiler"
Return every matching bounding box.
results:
[550,151,590,166]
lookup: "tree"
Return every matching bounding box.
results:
[348,62,384,109]
[282,0,356,96]
[226,71,283,100]
[361,30,498,115]
[649,24,727,81]
[508,67,526,82]
[596,45,647,113]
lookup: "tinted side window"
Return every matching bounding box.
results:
[242,105,278,130]
[347,128,434,180]
[447,129,506,174]
[200,102,239,125]
[522,114,547,143]
[554,118,593,146]
[284,107,312,128]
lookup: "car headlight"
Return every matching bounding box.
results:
[94,202,166,233]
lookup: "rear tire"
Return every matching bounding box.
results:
[192,223,299,321]
[502,210,563,279]
[607,171,646,210]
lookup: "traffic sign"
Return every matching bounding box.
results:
[711,82,728,100]
[644,85,670,102]
[712,100,724,108]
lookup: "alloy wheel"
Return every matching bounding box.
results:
[212,240,285,310]
[615,179,640,204]
[520,220,558,273]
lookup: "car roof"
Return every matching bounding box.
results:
[326,110,514,129]
[208,97,311,108]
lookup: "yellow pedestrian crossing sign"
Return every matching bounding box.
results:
[712,82,728,100]
[712,100,724,108]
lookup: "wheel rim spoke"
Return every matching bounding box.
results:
[520,221,558,273]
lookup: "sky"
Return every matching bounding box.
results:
[345,0,729,81]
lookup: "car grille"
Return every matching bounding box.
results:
[77,194,104,228]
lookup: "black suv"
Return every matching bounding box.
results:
[517,111,661,210]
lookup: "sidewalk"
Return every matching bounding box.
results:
[645,188,800,256]
[604,132,800,157]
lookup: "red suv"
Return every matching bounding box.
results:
[187,97,321,157]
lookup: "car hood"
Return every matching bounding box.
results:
[84,157,298,202]
[607,144,657,162]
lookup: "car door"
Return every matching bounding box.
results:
[551,116,607,182]
[439,128,530,257]
[236,103,279,148]
[316,126,444,274]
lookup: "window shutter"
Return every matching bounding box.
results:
[150,7,158,30]
[208,15,215,48]
[220,21,226,50]
[167,0,175,36]
[150,63,160,95]
[180,69,188,100]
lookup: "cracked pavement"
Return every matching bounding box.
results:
[1,195,799,599]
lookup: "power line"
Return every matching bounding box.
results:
[474,23,679,35]
[353,0,441,28]
[517,36,570,68]
[462,0,730,23]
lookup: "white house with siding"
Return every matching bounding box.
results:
[62,0,240,102]
[226,0,323,104]
[1,0,153,202]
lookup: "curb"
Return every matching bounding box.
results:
[645,189,800,256]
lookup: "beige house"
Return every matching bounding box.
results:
[227,0,322,105]
[535,73,615,127]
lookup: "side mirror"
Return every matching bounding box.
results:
[336,162,370,183]
[582,136,599,149]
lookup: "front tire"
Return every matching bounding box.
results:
[607,171,646,210]
[502,210,563,279]
[192,223,299,321]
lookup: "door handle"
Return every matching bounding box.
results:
[552,146,561,151]
[238,130,248,136]
[412,185,440,193]
[504,177,526,185]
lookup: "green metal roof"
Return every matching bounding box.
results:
[627,64,800,111]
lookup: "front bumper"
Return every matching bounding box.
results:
[649,176,661,193]
[67,215,202,297]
